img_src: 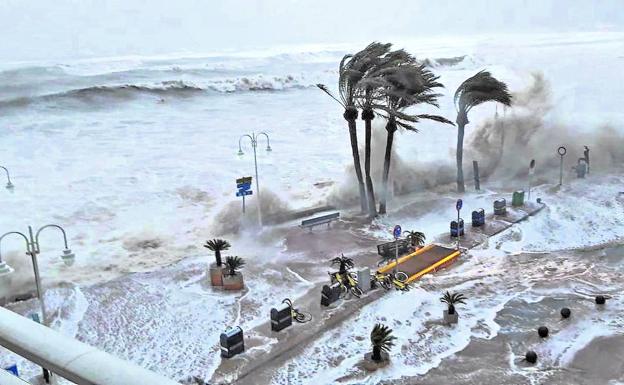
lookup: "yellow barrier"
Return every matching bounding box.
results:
[405,250,461,283]
[377,244,435,274]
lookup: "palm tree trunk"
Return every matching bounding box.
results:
[215,250,222,267]
[372,346,382,361]
[456,122,466,193]
[345,108,367,213]
[362,108,377,217]
[379,119,396,215]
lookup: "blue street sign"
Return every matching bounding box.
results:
[5,364,18,376]
[456,199,463,211]
[236,190,253,197]
[393,225,402,239]
[237,182,252,190]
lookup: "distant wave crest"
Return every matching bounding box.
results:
[0,75,314,109]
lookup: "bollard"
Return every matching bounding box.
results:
[575,158,588,178]
[538,326,549,338]
[561,307,571,318]
[512,190,525,207]
[357,267,371,294]
[220,326,245,358]
[270,301,293,332]
[471,209,485,227]
[493,199,506,215]
[321,283,341,307]
[595,295,606,305]
[450,219,464,237]
[525,351,537,364]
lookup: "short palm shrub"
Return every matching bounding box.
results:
[204,239,231,267]
[370,323,396,362]
[440,291,467,315]
[224,256,245,276]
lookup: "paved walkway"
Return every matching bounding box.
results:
[210,201,545,384]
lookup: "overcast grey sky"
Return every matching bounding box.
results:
[1,0,622,62]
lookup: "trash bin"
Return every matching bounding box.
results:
[450,219,464,237]
[321,282,341,307]
[472,209,485,227]
[494,199,507,215]
[270,302,292,332]
[512,190,525,207]
[220,326,245,358]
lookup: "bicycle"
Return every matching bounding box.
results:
[372,271,410,292]
[281,298,312,323]
[329,271,363,299]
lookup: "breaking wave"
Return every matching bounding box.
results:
[0,75,313,108]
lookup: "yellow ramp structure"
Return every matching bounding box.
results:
[377,244,460,283]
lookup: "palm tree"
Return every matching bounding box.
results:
[440,291,467,315]
[224,256,245,276]
[404,230,426,248]
[454,70,512,192]
[330,254,354,275]
[204,239,231,267]
[370,323,396,362]
[317,42,391,213]
[363,56,453,214]
[355,46,407,217]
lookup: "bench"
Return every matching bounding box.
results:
[377,238,411,264]
[300,212,340,231]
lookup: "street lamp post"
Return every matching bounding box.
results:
[0,224,76,325]
[238,132,272,227]
[0,224,75,385]
[0,166,14,189]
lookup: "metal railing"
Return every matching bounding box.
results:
[0,307,181,385]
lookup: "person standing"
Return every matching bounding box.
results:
[584,146,590,174]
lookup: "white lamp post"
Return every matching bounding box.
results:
[238,132,272,227]
[0,224,76,325]
[0,166,14,190]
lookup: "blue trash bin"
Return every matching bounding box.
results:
[450,219,465,237]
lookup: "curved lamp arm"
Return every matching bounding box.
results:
[0,231,31,262]
[257,132,272,151]
[238,134,254,155]
[35,224,70,254]
[0,166,13,188]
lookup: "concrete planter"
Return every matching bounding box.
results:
[209,263,225,287]
[362,351,390,371]
[443,310,459,325]
[222,272,244,291]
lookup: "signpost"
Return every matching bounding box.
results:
[393,225,401,275]
[528,159,536,201]
[456,199,462,251]
[558,146,567,186]
[236,177,253,214]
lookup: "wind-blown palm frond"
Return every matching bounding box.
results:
[404,231,426,247]
[440,291,467,306]
[455,70,512,118]
[364,62,454,128]
[338,42,393,108]
[224,256,245,276]
[330,254,354,273]
[204,239,231,266]
[370,323,396,353]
